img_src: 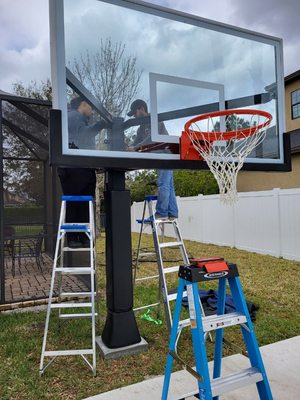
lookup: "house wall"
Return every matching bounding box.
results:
[237,153,300,192]
[285,79,300,132]
[237,73,300,192]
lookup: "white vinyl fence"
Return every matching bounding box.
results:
[131,188,300,261]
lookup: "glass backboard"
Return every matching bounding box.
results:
[49,0,289,170]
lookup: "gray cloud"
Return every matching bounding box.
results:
[0,0,297,96]
[151,0,299,75]
[0,0,50,92]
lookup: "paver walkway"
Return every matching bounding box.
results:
[4,254,90,304]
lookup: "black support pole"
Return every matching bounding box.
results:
[108,117,126,151]
[101,169,141,348]
[0,100,5,304]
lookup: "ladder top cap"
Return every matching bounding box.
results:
[62,195,94,201]
[179,263,238,282]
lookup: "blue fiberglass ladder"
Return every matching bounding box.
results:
[39,196,98,376]
[162,259,273,400]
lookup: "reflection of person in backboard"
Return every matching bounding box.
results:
[128,99,168,151]
[127,99,178,220]
[58,96,105,248]
[68,97,104,149]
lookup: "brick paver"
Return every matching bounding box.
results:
[4,254,90,304]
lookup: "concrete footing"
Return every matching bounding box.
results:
[96,336,148,360]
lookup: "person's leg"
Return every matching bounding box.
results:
[156,170,172,217]
[168,172,178,218]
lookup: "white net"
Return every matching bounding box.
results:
[185,110,272,205]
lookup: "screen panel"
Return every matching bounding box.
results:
[49,0,288,170]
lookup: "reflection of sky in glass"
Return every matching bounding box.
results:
[157,83,221,136]
[64,0,276,109]
[63,0,280,160]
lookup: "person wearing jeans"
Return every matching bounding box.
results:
[156,170,178,219]
[127,99,178,220]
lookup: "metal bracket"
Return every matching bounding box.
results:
[223,338,249,358]
[169,350,203,382]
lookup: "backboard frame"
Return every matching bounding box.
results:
[149,73,225,145]
[49,0,290,171]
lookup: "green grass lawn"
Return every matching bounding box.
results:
[13,225,44,236]
[1,233,300,400]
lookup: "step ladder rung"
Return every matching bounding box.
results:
[63,247,91,252]
[60,228,90,233]
[59,313,98,319]
[167,291,187,302]
[163,266,179,274]
[44,349,94,357]
[178,318,190,329]
[138,252,156,257]
[60,292,96,297]
[203,312,247,332]
[55,267,94,274]
[51,302,92,309]
[60,223,90,231]
[159,241,183,248]
[133,302,160,312]
[135,274,159,282]
[154,219,176,224]
[211,367,263,397]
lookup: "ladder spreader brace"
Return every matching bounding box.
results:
[162,259,273,400]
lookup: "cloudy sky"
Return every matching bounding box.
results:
[0,0,299,95]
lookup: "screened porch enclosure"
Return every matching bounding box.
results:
[0,91,65,305]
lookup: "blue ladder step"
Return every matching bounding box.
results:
[144,195,157,201]
[136,218,152,224]
[60,224,89,231]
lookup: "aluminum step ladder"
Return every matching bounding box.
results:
[133,195,207,333]
[162,259,273,400]
[39,195,98,376]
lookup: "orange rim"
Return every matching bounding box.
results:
[184,109,272,141]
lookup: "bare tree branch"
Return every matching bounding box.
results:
[70,38,142,117]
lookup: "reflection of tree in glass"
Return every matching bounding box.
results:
[214,114,250,132]
[71,38,142,118]
[225,115,250,131]
[212,114,252,154]
[70,39,142,228]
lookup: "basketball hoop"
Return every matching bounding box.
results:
[182,109,272,205]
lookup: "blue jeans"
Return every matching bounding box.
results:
[156,170,178,217]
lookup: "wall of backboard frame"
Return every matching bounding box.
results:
[49,0,290,171]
